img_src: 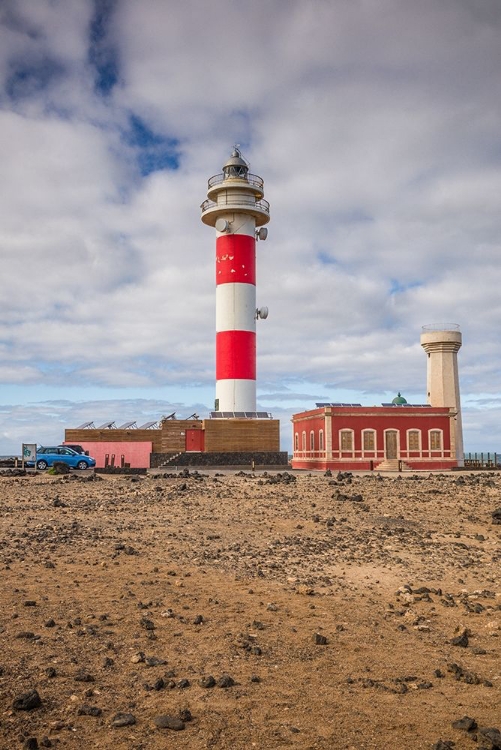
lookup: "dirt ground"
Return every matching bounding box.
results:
[0,468,500,750]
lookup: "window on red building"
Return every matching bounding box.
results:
[408,430,420,451]
[430,430,442,451]
[319,429,324,451]
[294,432,299,451]
[340,430,353,451]
[310,431,315,451]
[363,430,375,451]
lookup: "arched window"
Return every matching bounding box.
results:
[319,429,324,452]
[294,432,299,452]
[310,431,315,452]
[302,431,306,452]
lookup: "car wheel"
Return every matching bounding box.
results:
[37,460,48,470]
[77,460,88,470]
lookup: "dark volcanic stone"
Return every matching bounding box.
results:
[13,689,42,711]
[491,508,501,525]
[145,656,166,667]
[314,633,328,645]
[77,704,102,716]
[179,708,193,722]
[23,739,38,750]
[112,712,136,727]
[217,674,235,688]
[452,716,477,731]
[177,678,190,689]
[432,742,455,750]
[153,714,185,730]
[74,670,95,682]
[451,631,469,647]
[199,675,216,688]
[478,727,501,747]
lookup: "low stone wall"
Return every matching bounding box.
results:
[95,467,147,475]
[150,451,289,469]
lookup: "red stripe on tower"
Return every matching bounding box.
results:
[216,234,256,285]
[216,330,256,380]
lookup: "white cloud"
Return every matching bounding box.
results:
[0,0,500,454]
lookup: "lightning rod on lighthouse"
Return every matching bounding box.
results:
[201,148,270,412]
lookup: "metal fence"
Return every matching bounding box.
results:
[464,452,500,468]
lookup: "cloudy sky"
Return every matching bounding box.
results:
[0,0,500,455]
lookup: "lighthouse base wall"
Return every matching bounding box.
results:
[151,450,288,469]
[65,418,281,469]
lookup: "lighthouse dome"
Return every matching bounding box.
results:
[392,392,408,405]
[222,148,248,179]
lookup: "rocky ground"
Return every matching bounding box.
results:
[0,468,500,750]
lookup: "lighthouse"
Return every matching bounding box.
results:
[201,148,270,412]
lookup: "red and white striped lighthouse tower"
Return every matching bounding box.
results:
[201,148,270,412]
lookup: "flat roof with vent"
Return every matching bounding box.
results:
[210,411,272,419]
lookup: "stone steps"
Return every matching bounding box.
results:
[375,458,412,472]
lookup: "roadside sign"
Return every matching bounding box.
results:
[22,443,37,469]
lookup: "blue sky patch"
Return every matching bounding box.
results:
[88,0,119,95]
[389,278,422,295]
[124,114,180,175]
[6,58,64,100]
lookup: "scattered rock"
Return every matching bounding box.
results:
[200,675,216,688]
[452,716,477,731]
[314,633,328,645]
[451,627,469,647]
[153,714,185,731]
[179,708,193,722]
[217,674,235,688]
[13,689,42,711]
[77,704,102,716]
[74,670,95,682]
[111,712,136,727]
[477,727,501,748]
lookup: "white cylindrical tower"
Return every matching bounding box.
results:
[420,324,464,466]
[201,148,270,412]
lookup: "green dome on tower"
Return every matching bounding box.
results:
[392,392,408,405]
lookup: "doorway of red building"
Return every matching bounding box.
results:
[385,430,398,459]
